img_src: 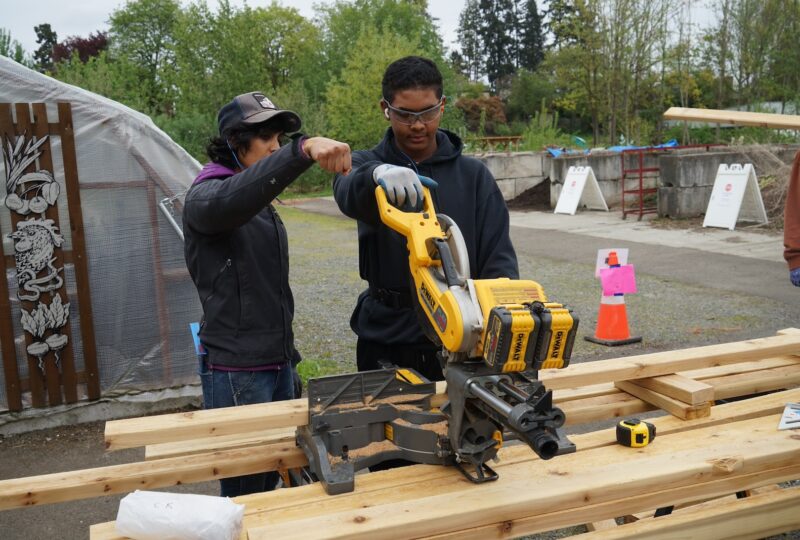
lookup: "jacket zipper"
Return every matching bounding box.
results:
[271,206,289,358]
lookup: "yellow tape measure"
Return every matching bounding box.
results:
[616,418,656,448]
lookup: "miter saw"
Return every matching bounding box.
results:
[296,187,578,495]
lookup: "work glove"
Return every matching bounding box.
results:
[373,164,438,212]
[791,267,800,287]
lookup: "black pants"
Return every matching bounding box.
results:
[356,338,444,382]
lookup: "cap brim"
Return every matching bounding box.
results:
[243,110,302,133]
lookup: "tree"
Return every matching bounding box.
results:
[544,0,580,49]
[54,51,151,113]
[326,26,422,149]
[456,0,483,80]
[170,1,324,117]
[53,32,108,64]
[765,1,800,110]
[455,95,507,134]
[33,24,57,73]
[0,28,29,66]
[317,0,444,86]
[517,0,545,71]
[505,69,555,122]
[108,0,180,114]
[478,0,518,91]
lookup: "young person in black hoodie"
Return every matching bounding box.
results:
[333,56,519,382]
[184,91,350,496]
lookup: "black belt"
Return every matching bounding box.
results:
[368,286,413,309]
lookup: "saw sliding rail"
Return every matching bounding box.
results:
[297,363,575,494]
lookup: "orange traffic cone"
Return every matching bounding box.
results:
[585,251,642,346]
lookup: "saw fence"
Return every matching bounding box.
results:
[2,330,800,539]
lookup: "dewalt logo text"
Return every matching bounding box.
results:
[550,330,564,358]
[512,333,525,361]
[420,282,436,314]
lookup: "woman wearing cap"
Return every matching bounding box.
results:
[183,91,351,497]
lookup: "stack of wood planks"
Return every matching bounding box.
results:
[2,330,800,539]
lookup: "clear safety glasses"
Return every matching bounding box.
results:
[383,98,444,125]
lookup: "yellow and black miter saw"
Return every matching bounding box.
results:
[296,187,578,495]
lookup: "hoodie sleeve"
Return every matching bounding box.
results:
[474,168,520,280]
[184,138,313,235]
[332,150,384,226]
[785,150,800,270]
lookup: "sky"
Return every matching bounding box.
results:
[2,0,465,56]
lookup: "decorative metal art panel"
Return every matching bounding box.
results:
[3,132,71,376]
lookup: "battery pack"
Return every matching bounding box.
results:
[483,305,539,373]
[530,302,579,370]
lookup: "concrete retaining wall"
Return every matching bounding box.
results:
[475,145,799,219]
[474,151,548,199]
[657,146,799,218]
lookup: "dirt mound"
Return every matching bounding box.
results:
[506,180,550,210]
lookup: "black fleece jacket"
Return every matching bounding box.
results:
[333,128,519,345]
[183,138,312,367]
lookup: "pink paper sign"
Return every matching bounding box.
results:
[599,264,637,296]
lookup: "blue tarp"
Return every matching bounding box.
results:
[546,139,679,158]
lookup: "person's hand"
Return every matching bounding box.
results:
[791,267,800,287]
[303,137,351,175]
[372,164,438,211]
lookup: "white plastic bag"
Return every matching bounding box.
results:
[115,490,245,540]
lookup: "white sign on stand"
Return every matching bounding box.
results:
[554,166,609,215]
[702,163,768,230]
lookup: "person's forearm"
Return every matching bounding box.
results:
[333,159,383,224]
[185,143,312,234]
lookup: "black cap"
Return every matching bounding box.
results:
[217,92,301,136]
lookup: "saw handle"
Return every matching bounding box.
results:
[376,186,444,268]
[375,185,437,228]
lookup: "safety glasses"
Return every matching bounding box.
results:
[383,97,444,125]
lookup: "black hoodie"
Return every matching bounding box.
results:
[333,128,519,345]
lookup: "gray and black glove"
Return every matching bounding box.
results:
[373,164,438,212]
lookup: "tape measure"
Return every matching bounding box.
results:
[616,418,656,447]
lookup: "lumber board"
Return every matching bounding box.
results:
[37,390,800,508]
[104,399,308,451]
[677,354,800,379]
[18,380,800,508]
[144,427,295,461]
[104,334,800,452]
[539,333,800,390]
[88,388,800,540]
[0,440,306,510]
[245,417,800,539]
[705,364,800,400]
[777,327,800,336]
[147,358,798,461]
[586,519,619,531]
[418,465,800,540]
[580,485,800,539]
[614,380,710,419]
[620,373,713,405]
[663,107,800,130]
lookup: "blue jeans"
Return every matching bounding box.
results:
[198,356,294,497]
